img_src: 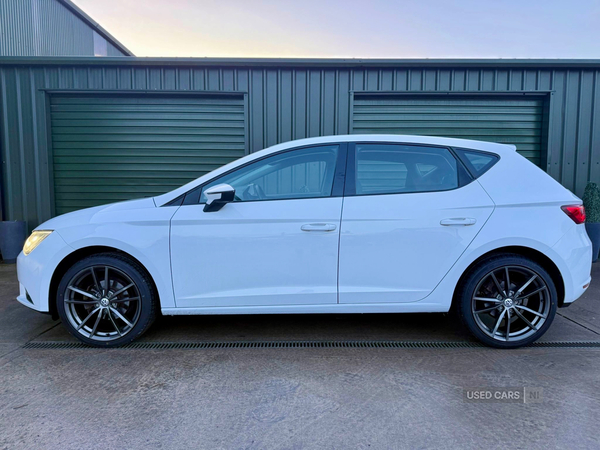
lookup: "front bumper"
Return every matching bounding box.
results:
[16,282,44,311]
[16,231,72,313]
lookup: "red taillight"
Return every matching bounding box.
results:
[561,205,586,224]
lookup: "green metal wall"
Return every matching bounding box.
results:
[0,59,599,231]
[352,96,545,166]
[50,94,246,214]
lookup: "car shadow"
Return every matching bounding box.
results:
[141,312,474,343]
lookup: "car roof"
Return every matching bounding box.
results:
[261,134,517,155]
[154,134,515,206]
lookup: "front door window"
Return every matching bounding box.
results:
[200,145,339,203]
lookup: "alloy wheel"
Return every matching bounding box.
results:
[63,265,142,342]
[471,265,551,342]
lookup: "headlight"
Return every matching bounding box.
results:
[23,230,53,256]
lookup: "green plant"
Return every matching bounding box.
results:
[583,182,600,223]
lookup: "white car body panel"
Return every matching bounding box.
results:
[339,181,494,303]
[15,134,591,320]
[17,198,178,312]
[170,197,342,307]
[17,230,72,312]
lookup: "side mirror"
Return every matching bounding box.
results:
[203,183,235,212]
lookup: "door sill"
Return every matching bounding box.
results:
[162,302,447,315]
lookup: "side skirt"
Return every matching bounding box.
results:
[161,303,449,316]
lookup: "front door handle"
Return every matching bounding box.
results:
[440,218,477,226]
[301,223,337,232]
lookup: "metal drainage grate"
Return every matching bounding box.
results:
[22,340,600,350]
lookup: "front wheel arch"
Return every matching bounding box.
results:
[49,246,159,320]
[451,246,565,312]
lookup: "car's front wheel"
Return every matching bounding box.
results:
[457,254,557,348]
[56,253,157,347]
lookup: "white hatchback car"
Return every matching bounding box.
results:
[17,135,592,348]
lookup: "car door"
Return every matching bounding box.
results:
[339,142,495,304]
[170,144,346,308]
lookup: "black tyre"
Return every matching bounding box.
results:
[457,254,557,349]
[56,253,157,347]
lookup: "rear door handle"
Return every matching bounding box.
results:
[440,218,477,226]
[301,223,337,232]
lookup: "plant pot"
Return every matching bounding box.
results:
[585,222,600,263]
[0,221,26,263]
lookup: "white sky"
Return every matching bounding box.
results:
[72,0,600,58]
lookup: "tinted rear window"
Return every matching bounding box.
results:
[454,148,499,178]
[355,144,460,195]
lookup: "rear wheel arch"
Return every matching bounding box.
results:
[452,245,565,310]
[49,246,159,320]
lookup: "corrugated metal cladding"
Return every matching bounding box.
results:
[0,0,127,56]
[1,60,600,231]
[352,96,544,166]
[51,95,246,214]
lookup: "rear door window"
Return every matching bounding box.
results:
[353,144,461,195]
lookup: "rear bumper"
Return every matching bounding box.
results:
[552,223,592,305]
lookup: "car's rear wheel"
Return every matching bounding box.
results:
[457,254,557,348]
[56,253,157,347]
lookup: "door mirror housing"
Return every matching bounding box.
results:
[203,184,235,212]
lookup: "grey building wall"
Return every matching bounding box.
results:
[0,0,130,56]
[0,58,599,230]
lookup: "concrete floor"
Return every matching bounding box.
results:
[1,263,599,449]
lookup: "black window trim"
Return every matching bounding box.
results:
[344,141,474,197]
[171,142,349,206]
[164,141,497,206]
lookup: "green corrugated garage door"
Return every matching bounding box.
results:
[50,95,246,215]
[352,96,544,165]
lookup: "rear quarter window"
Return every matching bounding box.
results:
[454,148,499,178]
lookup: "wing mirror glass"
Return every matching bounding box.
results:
[203,183,235,212]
